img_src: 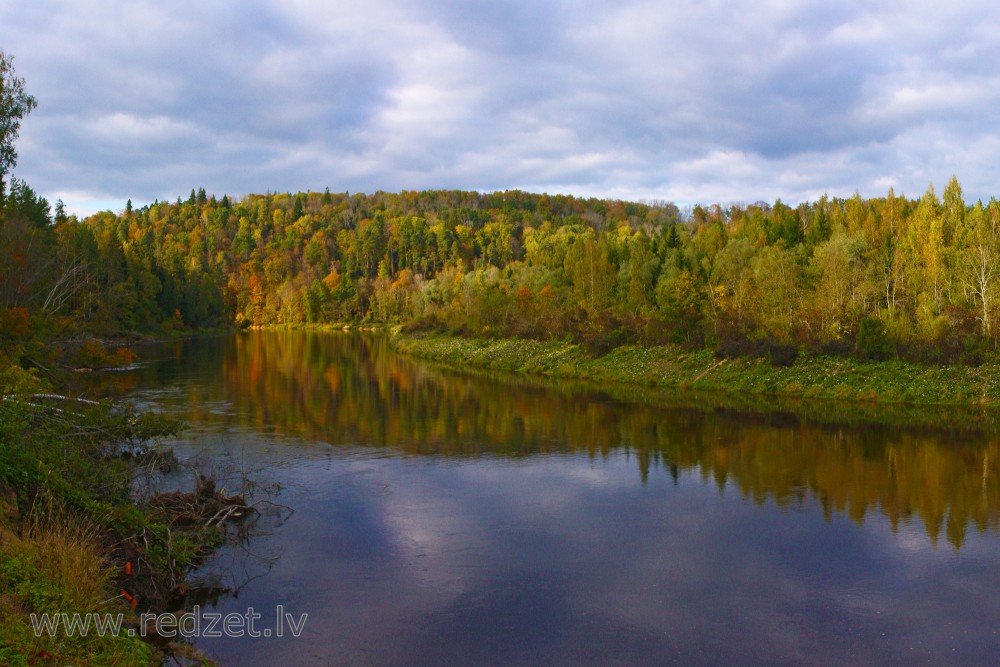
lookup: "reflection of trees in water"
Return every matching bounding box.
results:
[121,331,1000,550]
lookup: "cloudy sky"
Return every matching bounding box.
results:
[2,0,999,215]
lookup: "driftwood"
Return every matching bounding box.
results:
[148,474,257,528]
[2,393,102,410]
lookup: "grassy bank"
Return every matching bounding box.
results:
[391,332,1000,423]
[0,363,236,664]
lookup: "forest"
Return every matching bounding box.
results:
[3,176,1000,366]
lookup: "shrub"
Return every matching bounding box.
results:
[714,333,761,359]
[766,342,799,367]
[581,327,627,356]
[714,332,798,366]
[0,307,31,338]
[856,317,891,361]
[400,315,444,334]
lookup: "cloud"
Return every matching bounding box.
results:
[2,0,1000,214]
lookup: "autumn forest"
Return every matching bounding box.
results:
[2,176,1000,367]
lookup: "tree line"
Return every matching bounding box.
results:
[4,177,1000,364]
[4,48,1000,366]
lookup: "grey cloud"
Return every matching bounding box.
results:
[2,0,1000,212]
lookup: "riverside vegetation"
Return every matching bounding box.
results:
[0,378,266,665]
[11,172,1000,410]
[390,332,1000,409]
[5,44,1000,662]
[0,53,250,665]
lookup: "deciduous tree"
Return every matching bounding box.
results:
[0,51,36,204]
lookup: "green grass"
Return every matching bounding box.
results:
[0,510,154,667]
[392,332,1000,420]
[0,389,218,665]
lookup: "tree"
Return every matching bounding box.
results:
[622,231,657,314]
[751,244,802,339]
[0,52,37,204]
[810,229,868,335]
[961,202,999,337]
[942,175,967,246]
[879,187,904,312]
[564,234,614,318]
[656,269,706,343]
[711,237,756,326]
[905,184,944,317]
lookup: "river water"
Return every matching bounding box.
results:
[101,330,1000,665]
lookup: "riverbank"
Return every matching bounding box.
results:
[0,382,240,664]
[391,332,1000,413]
[246,321,388,332]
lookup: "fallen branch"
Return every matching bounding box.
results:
[205,503,255,527]
[691,358,727,384]
[2,393,101,405]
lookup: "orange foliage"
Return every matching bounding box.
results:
[0,307,31,337]
[322,269,341,291]
[111,347,138,367]
[74,340,139,369]
[391,268,413,290]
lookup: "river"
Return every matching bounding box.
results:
[98,330,1000,665]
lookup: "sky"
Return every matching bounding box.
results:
[2,0,1000,217]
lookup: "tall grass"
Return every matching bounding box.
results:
[0,495,152,665]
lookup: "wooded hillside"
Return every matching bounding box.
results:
[4,179,999,364]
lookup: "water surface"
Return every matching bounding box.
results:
[106,331,1000,665]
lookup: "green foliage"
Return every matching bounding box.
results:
[0,52,36,202]
[0,386,234,664]
[857,317,891,361]
[10,42,981,368]
[2,164,1000,364]
[0,523,154,666]
[395,330,1000,409]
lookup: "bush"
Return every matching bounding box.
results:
[818,338,852,358]
[399,315,444,334]
[234,312,252,330]
[714,333,798,366]
[894,333,985,366]
[573,312,631,355]
[959,336,986,366]
[766,342,798,367]
[0,307,31,338]
[581,327,627,356]
[856,318,891,361]
[714,333,762,359]
[65,339,137,370]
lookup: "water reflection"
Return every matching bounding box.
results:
[109,331,1000,550]
[90,331,1000,666]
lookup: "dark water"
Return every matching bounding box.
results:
[104,331,1000,666]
